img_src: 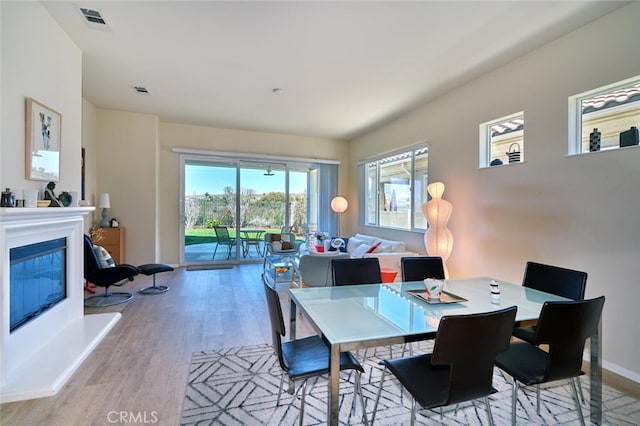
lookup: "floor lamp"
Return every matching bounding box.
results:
[331,196,348,237]
[423,182,453,277]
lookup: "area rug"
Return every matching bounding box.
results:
[181,342,640,425]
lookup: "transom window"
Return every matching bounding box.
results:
[479,112,524,168]
[569,76,640,154]
[360,145,428,231]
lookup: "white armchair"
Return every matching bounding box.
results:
[263,232,301,256]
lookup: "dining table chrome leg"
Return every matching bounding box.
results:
[328,343,340,426]
[590,319,602,425]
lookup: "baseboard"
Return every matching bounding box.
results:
[583,360,640,399]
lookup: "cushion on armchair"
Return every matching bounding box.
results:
[265,232,299,255]
[93,245,115,268]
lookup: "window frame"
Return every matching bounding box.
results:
[479,111,525,168]
[568,75,640,155]
[359,143,429,232]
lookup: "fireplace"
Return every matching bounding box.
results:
[10,237,67,333]
[0,207,120,403]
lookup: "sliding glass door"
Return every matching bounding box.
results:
[183,159,239,263]
[180,157,313,265]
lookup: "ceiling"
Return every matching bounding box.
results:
[42,1,629,141]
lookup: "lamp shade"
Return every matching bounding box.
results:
[98,193,111,209]
[331,196,348,213]
[423,182,453,277]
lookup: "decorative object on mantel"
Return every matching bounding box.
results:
[490,158,503,166]
[58,191,72,207]
[1,188,15,207]
[25,97,61,182]
[507,142,521,163]
[99,193,111,227]
[423,182,453,277]
[23,189,38,208]
[14,189,24,207]
[589,128,601,152]
[44,181,63,207]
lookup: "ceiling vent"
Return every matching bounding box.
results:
[75,5,111,31]
[132,86,151,95]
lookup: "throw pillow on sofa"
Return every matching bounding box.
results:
[346,237,365,253]
[328,237,349,252]
[366,241,382,253]
[351,243,372,258]
[351,242,381,258]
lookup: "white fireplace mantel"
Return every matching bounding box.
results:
[0,207,121,403]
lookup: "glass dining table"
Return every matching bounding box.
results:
[289,277,603,426]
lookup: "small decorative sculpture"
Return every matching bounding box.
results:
[44,181,63,207]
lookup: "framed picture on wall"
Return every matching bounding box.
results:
[25,97,61,181]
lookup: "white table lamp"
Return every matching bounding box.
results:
[99,193,111,227]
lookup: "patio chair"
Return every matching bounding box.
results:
[212,226,237,260]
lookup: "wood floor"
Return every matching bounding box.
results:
[0,263,312,426]
[1,264,638,425]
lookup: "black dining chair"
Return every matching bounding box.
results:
[513,261,589,402]
[513,261,587,342]
[263,281,368,425]
[371,306,518,425]
[495,296,605,425]
[401,256,445,282]
[331,257,382,286]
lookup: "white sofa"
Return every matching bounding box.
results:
[343,233,419,281]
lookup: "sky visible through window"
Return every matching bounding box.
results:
[186,165,307,196]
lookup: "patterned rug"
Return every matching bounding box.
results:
[181,343,640,425]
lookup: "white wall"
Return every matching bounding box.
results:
[348,2,640,381]
[0,1,81,201]
[94,109,160,265]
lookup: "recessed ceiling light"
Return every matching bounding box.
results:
[132,86,151,95]
[272,88,284,94]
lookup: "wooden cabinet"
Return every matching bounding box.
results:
[92,227,125,264]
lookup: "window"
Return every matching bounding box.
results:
[479,112,524,167]
[360,145,428,231]
[569,76,640,155]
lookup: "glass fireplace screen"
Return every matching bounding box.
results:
[10,237,67,333]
